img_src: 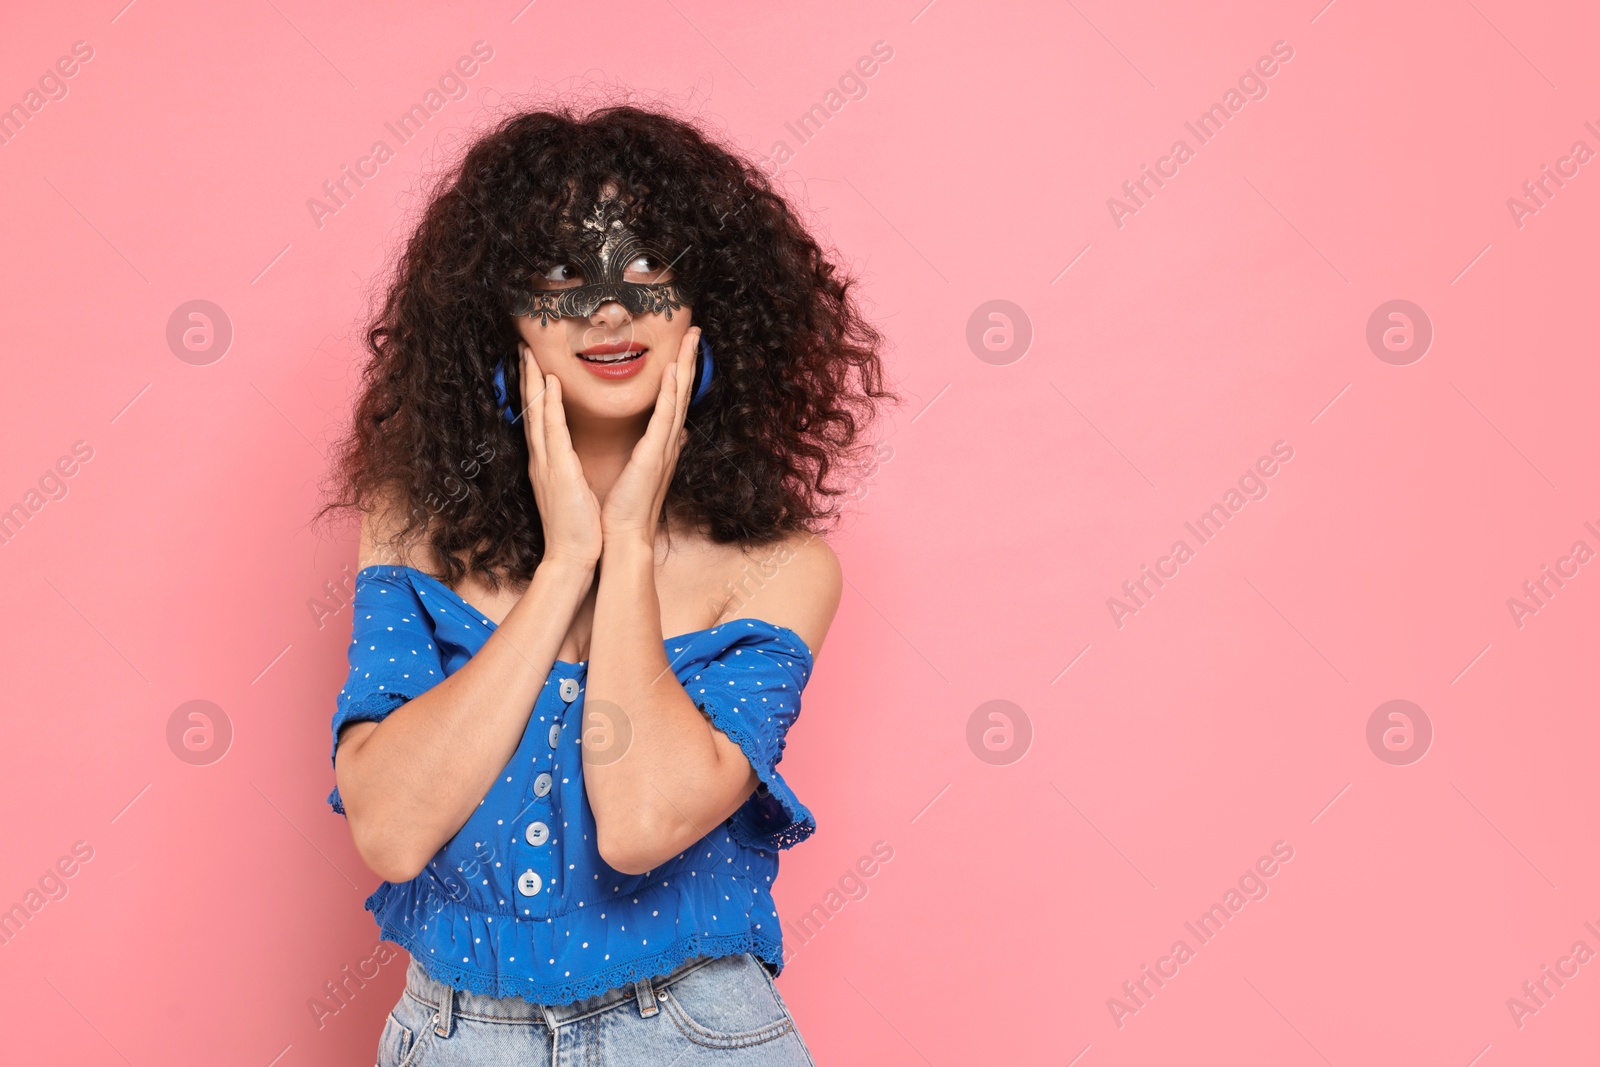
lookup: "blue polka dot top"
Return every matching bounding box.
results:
[326,565,818,1004]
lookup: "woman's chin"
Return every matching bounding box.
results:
[561,384,659,421]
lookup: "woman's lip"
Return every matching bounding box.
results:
[577,348,648,380]
[578,342,645,356]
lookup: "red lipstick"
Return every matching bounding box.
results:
[576,341,647,380]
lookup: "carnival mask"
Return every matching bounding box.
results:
[511,196,689,327]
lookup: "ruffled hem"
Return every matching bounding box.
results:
[730,774,815,853]
[381,923,784,1005]
[696,701,816,853]
[330,691,412,765]
[328,691,418,816]
[361,870,787,1011]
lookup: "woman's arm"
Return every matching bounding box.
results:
[334,498,596,883]
[341,343,606,883]
[583,531,841,875]
[580,335,840,874]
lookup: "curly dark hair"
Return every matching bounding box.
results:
[314,98,899,594]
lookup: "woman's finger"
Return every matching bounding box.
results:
[635,347,681,457]
[521,345,547,467]
[674,329,694,415]
[542,372,568,465]
[654,329,699,509]
[543,370,579,467]
[653,329,695,443]
[667,328,699,454]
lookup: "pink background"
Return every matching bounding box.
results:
[2,0,1596,1063]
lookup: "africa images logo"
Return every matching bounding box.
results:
[1105,40,1295,229]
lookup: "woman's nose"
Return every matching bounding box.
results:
[588,299,632,329]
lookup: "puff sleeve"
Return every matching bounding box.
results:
[326,570,445,815]
[677,619,818,853]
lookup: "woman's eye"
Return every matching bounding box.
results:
[535,263,582,288]
[624,254,672,281]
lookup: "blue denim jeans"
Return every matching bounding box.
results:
[376,952,818,1065]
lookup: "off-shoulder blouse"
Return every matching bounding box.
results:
[326,564,817,1004]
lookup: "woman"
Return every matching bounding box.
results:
[316,101,896,1065]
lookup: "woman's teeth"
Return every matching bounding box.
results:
[579,350,644,364]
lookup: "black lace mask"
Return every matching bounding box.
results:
[511,196,689,327]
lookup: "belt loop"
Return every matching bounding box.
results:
[635,975,659,1018]
[433,981,455,1038]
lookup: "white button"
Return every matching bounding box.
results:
[533,772,553,797]
[559,677,580,702]
[517,869,542,896]
[525,821,550,846]
[548,724,561,748]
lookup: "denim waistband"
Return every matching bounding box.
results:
[402,952,722,1034]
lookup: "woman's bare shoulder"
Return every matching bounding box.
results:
[356,484,444,573]
[717,530,842,660]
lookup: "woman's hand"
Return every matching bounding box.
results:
[519,343,604,566]
[599,326,700,549]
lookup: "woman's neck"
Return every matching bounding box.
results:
[564,410,650,506]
